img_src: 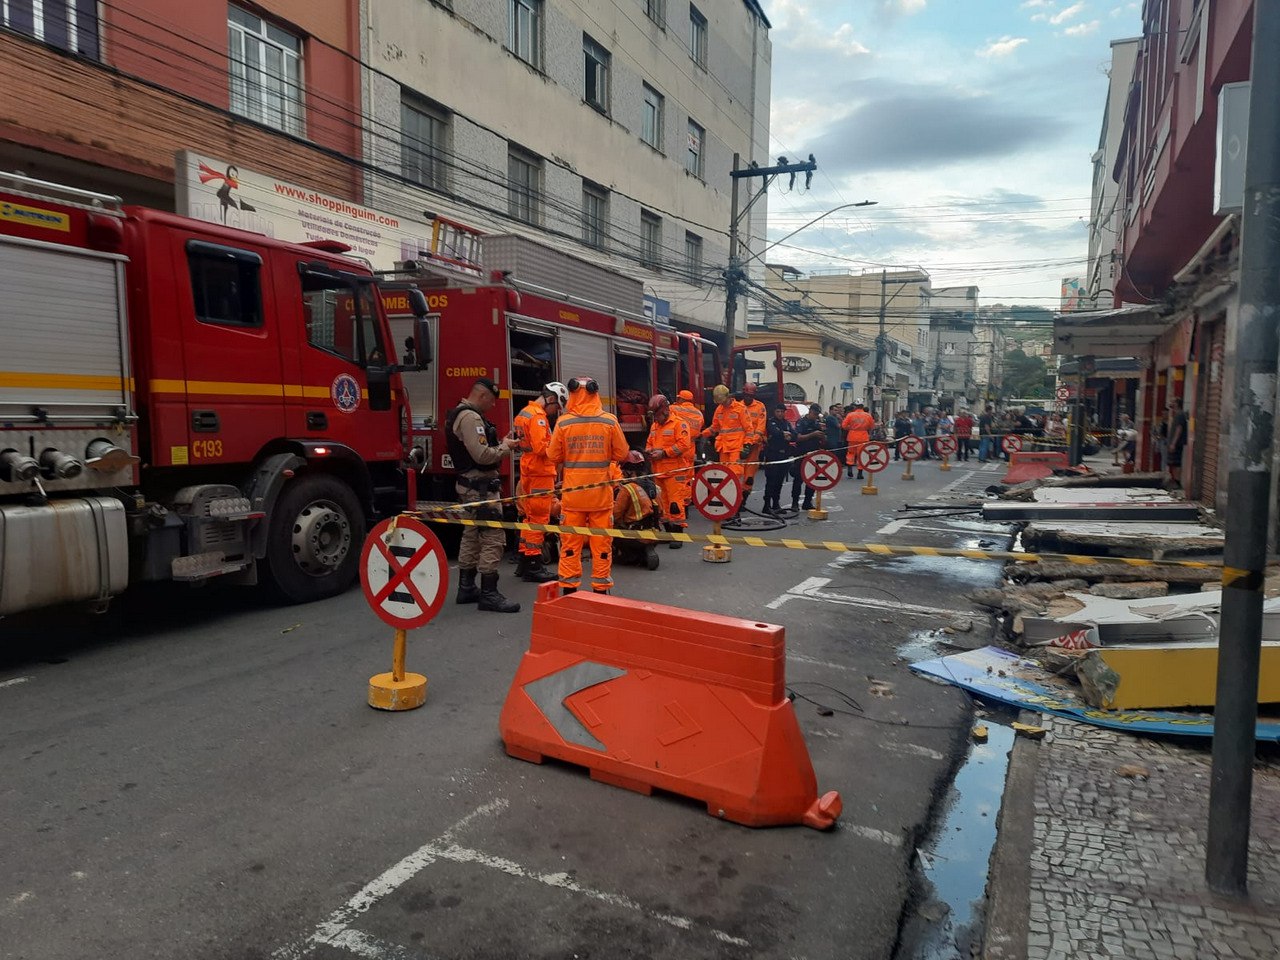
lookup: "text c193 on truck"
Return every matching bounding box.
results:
[0,172,431,617]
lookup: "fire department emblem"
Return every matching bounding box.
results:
[331,373,360,413]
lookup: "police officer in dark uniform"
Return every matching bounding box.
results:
[795,403,826,511]
[762,404,798,516]
[445,378,520,613]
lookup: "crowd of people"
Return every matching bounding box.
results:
[444,375,1154,614]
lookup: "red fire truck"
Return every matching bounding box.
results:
[0,173,428,617]
[378,238,783,503]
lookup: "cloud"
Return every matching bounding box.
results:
[891,0,928,12]
[1049,2,1086,25]
[771,0,871,57]
[979,36,1029,58]
[807,86,1059,175]
[1063,19,1100,36]
[1020,0,1053,7]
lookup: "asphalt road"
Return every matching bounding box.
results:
[0,458,1015,960]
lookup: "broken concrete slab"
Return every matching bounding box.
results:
[1020,592,1280,645]
[1021,521,1223,560]
[1029,488,1179,504]
[1088,582,1169,599]
[1005,560,1219,585]
[983,501,1200,522]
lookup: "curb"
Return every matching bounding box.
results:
[981,709,1042,960]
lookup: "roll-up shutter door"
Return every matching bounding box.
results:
[557,328,615,408]
[1198,321,1225,507]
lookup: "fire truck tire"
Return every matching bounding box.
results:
[264,473,365,604]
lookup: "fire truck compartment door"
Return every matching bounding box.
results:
[0,238,132,421]
[557,329,614,407]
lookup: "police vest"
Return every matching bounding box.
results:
[445,403,499,474]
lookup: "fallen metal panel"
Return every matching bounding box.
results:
[982,502,1201,522]
[910,646,1280,741]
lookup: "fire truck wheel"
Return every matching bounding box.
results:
[265,473,365,603]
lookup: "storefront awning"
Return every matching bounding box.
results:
[1053,305,1174,358]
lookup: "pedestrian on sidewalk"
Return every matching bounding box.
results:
[977,404,997,462]
[954,408,974,461]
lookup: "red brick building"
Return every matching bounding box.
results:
[1059,0,1255,510]
[0,1,363,206]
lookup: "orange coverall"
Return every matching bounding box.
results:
[514,399,555,558]
[739,397,766,495]
[548,384,629,593]
[646,414,693,528]
[842,408,876,469]
[701,398,749,480]
[670,397,704,513]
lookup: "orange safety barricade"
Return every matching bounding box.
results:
[1003,450,1069,484]
[499,585,842,829]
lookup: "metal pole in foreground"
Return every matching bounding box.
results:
[1206,0,1280,897]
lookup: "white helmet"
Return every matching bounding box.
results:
[543,381,569,407]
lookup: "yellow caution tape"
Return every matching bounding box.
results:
[413,513,1223,569]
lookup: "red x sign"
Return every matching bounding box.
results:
[898,436,924,461]
[934,435,957,458]
[1002,434,1024,454]
[692,464,743,521]
[801,450,842,491]
[856,441,890,473]
[360,516,448,630]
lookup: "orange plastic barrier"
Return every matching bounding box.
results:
[499,584,842,829]
[1004,450,1069,484]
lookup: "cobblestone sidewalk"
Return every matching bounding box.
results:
[1019,717,1280,960]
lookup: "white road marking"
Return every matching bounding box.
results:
[274,798,751,958]
[0,677,31,689]
[774,578,964,620]
[766,575,830,610]
[843,824,904,848]
[875,517,910,536]
[787,653,855,673]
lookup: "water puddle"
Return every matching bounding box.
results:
[902,715,1017,960]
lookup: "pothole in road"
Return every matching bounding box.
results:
[898,711,1017,960]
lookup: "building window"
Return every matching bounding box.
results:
[784,382,807,402]
[689,4,707,67]
[1,0,100,58]
[686,119,704,178]
[583,34,610,113]
[187,241,263,329]
[645,0,665,28]
[582,182,609,250]
[507,0,541,68]
[684,231,702,282]
[401,94,449,192]
[944,341,957,355]
[640,211,662,270]
[641,84,664,150]
[228,5,304,136]
[508,146,542,224]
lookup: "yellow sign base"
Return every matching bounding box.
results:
[861,483,879,496]
[807,507,829,520]
[368,672,428,711]
[702,543,732,563]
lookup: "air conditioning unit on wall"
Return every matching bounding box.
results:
[1215,81,1249,216]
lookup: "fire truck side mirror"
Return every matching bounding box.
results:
[407,288,430,318]
[413,317,433,369]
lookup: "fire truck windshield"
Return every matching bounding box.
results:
[301,269,386,368]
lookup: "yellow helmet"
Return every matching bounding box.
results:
[712,384,730,403]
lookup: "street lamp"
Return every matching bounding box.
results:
[744,200,879,270]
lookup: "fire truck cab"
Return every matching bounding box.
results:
[0,173,425,617]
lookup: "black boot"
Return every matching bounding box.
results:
[856,471,864,480]
[456,567,480,604]
[665,522,684,549]
[515,554,556,583]
[478,573,520,613]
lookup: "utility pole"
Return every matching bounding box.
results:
[1206,1,1280,898]
[875,269,888,415]
[722,153,818,373]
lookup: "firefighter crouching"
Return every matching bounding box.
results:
[644,394,693,547]
[512,381,567,583]
[547,376,629,594]
[446,378,521,613]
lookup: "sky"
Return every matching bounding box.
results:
[758,0,1143,307]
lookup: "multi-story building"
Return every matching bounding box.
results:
[928,285,979,409]
[764,264,932,418]
[739,320,869,410]
[0,2,364,206]
[358,0,772,336]
[1085,37,1141,310]
[1056,0,1254,509]
[971,321,1006,405]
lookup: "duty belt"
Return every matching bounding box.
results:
[457,473,501,492]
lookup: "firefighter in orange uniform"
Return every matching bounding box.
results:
[644,394,693,541]
[512,381,566,583]
[547,376,630,594]
[738,382,766,506]
[670,389,704,534]
[841,400,876,480]
[701,384,748,513]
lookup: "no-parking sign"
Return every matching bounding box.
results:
[360,516,449,630]
[691,465,743,521]
[800,451,842,491]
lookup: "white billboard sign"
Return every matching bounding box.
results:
[174,150,433,270]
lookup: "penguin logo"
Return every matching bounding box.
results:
[331,373,361,413]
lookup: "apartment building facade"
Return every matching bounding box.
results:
[1085,37,1140,310]
[358,0,772,335]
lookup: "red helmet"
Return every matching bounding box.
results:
[647,394,669,412]
[742,382,758,395]
[624,450,646,465]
